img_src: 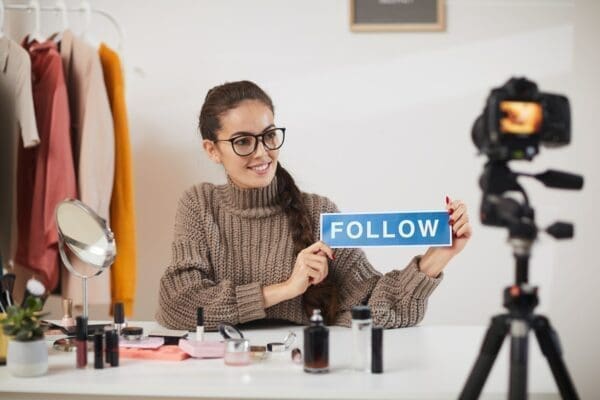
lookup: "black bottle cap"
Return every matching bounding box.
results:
[76,316,88,341]
[372,326,383,374]
[94,333,104,369]
[114,302,124,324]
[309,309,324,325]
[197,307,204,326]
[351,305,371,320]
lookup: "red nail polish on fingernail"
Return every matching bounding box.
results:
[449,208,454,215]
[445,196,450,205]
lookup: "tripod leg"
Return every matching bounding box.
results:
[532,315,580,400]
[509,320,529,400]
[459,315,509,400]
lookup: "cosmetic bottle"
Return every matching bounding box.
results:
[303,309,329,374]
[371,326,383,374]
[61,298,75,328]
[113,302,126,335]
[196,307,204,342]
[110,330,120,367]
[105,328,113,365]
[75,316,88,368]
[94,333,104,369]
[351,305,372,372]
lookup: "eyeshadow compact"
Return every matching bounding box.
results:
[266,331,296,353]
[121,327,143,341]
[148,328,189,345]
[218,323,244,340]
[250,345,267,360]
[53,337,77,352]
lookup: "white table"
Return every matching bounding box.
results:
[0,322,560,399]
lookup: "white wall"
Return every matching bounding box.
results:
[5,0,600,396]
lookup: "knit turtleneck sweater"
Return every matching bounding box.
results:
[156,177,443,330]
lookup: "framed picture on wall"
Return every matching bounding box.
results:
[350,0,446,32]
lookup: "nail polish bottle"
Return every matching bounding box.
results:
[351,305,372,372]
[303,309,329,374]
[61,298,75,328]
[75,316,88,368]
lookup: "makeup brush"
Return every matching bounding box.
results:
[21,277,46,307]
[1,273,16,306]
[0,280,6,312]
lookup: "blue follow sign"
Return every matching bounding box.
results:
[320,211,452,248]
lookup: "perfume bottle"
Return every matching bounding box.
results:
[351,305,372,372]
[61,298,75,328]
[303,309,329,374]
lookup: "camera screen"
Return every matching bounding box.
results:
[500,101,543,135]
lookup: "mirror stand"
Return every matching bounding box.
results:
[56,199,116,322]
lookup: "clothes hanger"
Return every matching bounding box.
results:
[27,0,45,44]
[52,0,68,43]
[79,0,99,49]
[78,1,144,78]
[0,0,5,38]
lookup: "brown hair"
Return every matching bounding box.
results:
[198,81,339,324]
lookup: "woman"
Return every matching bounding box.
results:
[156,81,472,330]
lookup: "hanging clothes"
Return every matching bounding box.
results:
[99,43,137,317]
[15,38,76,291]
[55,30,114,306]
[0,37,40,273]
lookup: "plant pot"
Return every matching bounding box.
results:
[7,338,48,377]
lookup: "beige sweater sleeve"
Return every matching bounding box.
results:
[156,188,266,330]
[309,195,443,329]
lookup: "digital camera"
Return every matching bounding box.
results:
[472,77,570,161]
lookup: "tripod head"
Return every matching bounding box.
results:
[478,160,583,282]
[479,160,583,240]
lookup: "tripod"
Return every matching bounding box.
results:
[459,198,580,399]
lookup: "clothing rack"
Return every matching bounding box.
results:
[2,0,123,52]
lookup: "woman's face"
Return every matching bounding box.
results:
[203,99,279,189]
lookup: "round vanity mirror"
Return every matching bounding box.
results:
[56,199,116,319]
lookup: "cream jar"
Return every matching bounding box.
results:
[224,339,251,366]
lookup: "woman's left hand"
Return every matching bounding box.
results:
[446,197,472,256]
[419,197,473,277]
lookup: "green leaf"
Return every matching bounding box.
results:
[24,296,43,312]
[0,296,45,341]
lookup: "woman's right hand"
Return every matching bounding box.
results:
[285,241,334,298]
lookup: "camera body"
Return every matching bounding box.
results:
[472,77,571,161]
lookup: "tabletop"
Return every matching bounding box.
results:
[0,322,560,400]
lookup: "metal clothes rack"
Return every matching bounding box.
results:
[2,0,123,52]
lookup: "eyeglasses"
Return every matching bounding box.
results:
[214,127,286,157]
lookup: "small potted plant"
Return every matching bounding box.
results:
[0,296,48,377]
